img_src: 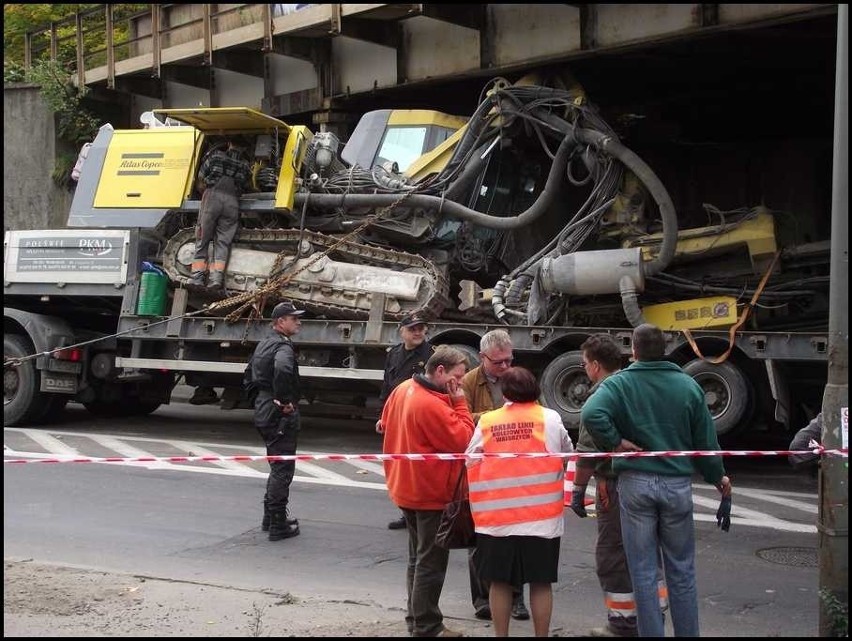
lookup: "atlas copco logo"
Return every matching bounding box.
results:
[78,238,113,257]
[117,152,165,176]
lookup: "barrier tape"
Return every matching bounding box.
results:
[3,448,846,465]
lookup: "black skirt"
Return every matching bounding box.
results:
[474,533,561,584]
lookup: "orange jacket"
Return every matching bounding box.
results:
[381,376,475,510]
[469,403,565,528]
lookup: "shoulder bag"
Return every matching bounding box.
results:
[435,466,476,549]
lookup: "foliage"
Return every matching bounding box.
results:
[25,59,100,146]
[820,588,849,638]
[4,4,149,72]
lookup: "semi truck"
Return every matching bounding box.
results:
[4,74,830,442]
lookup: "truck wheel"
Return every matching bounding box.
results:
[683,359,750,437]
[4,334,47,426]
[127,401,162,417]
[84,399,161,417]
[447,344,481,369]
[32,394,69,423]
[540,351,590,431]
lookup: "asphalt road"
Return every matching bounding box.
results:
[4,401,822,636]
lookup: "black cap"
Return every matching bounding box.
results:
[399,312,428,328]
[271,301,305,319]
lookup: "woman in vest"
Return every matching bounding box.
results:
[465,366,574,637]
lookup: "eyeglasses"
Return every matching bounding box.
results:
[482,354,513,367]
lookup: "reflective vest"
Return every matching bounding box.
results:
[468,403,565,528]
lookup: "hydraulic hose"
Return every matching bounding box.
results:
[295,133,575,231]
[619,275,647,327]
[529,108,678,276]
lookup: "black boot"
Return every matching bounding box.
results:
[261,502,270,532]
[262,504,297,531]
[268,510,300,541]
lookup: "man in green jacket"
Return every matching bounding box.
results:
[581,323,732,637]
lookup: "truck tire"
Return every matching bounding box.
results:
[4,334,47,426]
[683,359,750,437]
[447,344,481,369]
[84,399,161,417]
[539,351,590,431]
[31,394,69,423]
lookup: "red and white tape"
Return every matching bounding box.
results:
[3,448,846,465]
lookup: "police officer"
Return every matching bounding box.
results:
[248,300,305,541]
[375,312,433,530]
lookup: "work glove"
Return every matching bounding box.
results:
[716,495,732,532]
[570,485,588,518]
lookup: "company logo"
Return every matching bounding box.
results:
[78,238,113,257]
[117,152,164,176]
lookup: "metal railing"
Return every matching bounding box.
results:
[23,4,280,88]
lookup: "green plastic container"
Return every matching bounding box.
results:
[137,270,168,316]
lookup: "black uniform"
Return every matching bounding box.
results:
[249,332,301,524]
[379,340,433,405]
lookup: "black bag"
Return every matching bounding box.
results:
[435,467,476,549]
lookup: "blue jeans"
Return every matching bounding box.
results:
[618,471,698,637]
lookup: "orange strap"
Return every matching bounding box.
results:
[682,250,781,365]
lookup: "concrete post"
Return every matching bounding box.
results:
[819,3,848,637]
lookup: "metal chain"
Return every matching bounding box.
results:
[212,191,415,322]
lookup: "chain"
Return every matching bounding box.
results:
[212,191,415,322]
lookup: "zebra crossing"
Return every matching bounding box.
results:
[4,427,818,533]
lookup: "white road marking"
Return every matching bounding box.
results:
[3,428,819,532]
[17,429,81,456]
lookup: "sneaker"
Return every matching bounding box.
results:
[474,606,492,620]
[511,601,530,621]
[388,515,407,530]
[437,627,464,637]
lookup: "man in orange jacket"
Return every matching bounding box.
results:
[382,345,474,638]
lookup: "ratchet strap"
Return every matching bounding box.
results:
[682,250,781,364]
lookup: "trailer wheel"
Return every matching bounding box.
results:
[84,398,161,417]
[4,334,46,426]
[32,394,69,423]
[683,359,750,437]
[540,351,590,431]
[447,344,481,369]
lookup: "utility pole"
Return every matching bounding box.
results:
[819,3,848,637]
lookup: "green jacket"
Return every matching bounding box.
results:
[580,360,726,485]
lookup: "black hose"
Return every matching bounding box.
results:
[295,133,576,231]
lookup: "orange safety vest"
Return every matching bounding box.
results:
[468,403,565,528]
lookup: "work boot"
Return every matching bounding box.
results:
[207,270,224,289]
[262,504,298,532]
[268,510,300,541]
[262,501,270,532]
[189,386,219,405]
[189,270,206,286]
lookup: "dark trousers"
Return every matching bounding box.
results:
[469,545,525,612]
[595,475,639,635]
[401,508,451,637]
[255,401,300,514]
[193,188,239,275]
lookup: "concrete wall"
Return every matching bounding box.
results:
[3,84,74,231]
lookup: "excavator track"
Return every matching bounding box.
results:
[161,227,449,321]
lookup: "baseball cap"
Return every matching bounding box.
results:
[399,312,428,328]
[271,301,305,319]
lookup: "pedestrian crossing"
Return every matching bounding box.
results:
[4,427,818,533]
